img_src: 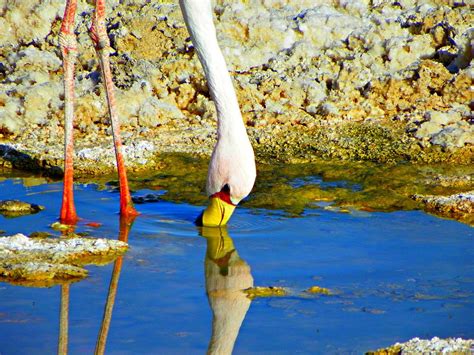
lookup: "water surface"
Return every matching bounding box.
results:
[0,163,473,354]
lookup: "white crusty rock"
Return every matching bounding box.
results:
[412,190,474,225]
[0,233,128,285]
[391,337,473,354]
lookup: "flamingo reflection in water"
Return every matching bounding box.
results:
[201,226,254,354]
[59,223,253,354]
[58,216,134,355]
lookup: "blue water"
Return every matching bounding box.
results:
[0,176,473,354]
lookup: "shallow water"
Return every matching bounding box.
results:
[0,164,473,354]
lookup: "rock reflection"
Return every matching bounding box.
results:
[200,227,254,355]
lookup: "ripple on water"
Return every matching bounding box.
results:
[226,208,293,236]
[129,189,292,237]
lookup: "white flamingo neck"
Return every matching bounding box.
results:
[179,0,246,138]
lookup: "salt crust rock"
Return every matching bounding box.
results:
[430,123,474,148]
[412,190,474,224]
[415,110,472,148]
[0,233,128,284]
[396,337,473,354]
[371,336,474,354]
[0,233,127,258]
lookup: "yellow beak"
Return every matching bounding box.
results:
[201,195,236,227]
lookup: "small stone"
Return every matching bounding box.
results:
[437,45,458,64]
[426,110,461,126]
[306,285,332,295]
[415,121,443,139]
[50,222,73,232]
[0,200,45,217]
[28,231,53,239]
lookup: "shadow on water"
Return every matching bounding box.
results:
[0,144,63,176]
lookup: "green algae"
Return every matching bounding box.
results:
[1,120,472,178]
[3,152,473,223]
[119,154,474,220]
[28,231,53,239]
[68,152,472,223]
[366,345,402,355]
[252,123,473,165]
[306,286,332,295]
[251,159,473,218]
[0,199,45,218]
[50,221,74,232]
[243,286,287,300]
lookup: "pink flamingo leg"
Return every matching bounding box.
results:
[59,0,79,225]
[90,0,138,219]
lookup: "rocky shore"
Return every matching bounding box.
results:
[369,337,474,354]
[412,190,474,224]
[0,0,472,174]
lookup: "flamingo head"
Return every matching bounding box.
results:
[196,143,256,227]
[197,184,236,227]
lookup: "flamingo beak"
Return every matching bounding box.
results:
[200,193,236,227]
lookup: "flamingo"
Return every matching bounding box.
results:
[58,0,256,227]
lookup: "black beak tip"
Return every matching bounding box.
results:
[195,211,204,226]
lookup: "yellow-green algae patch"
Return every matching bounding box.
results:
[243,286,287,300]
[4,153,474,225]
[123,153,474,224]
[306,286,332,295]
[51,221,74,232]
[0,199,45,218]
[366,344,402,355]
[28,231,54,239]
[0,233,128,287]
